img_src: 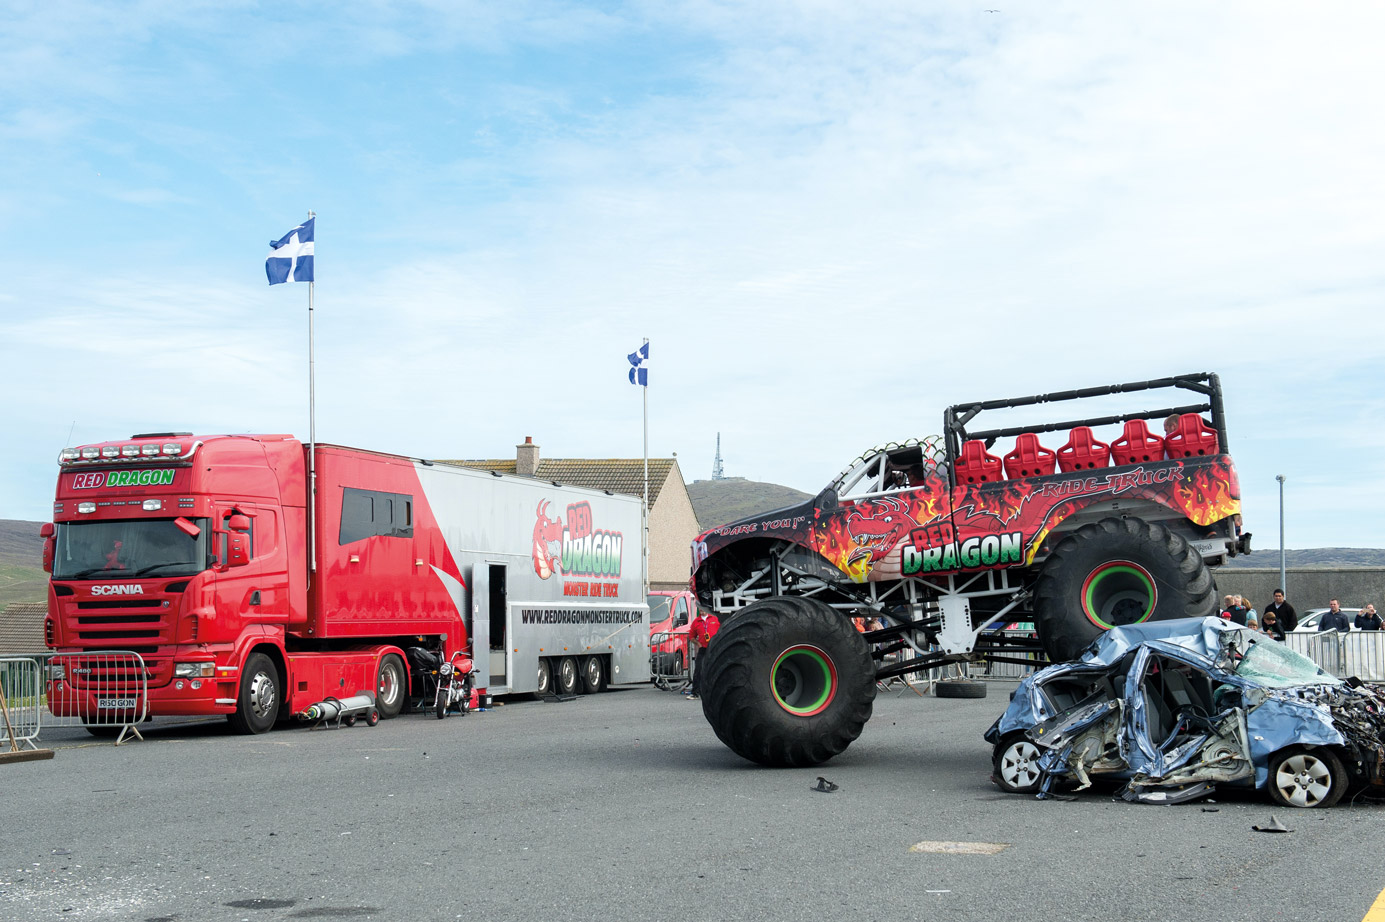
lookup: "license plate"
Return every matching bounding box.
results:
[97,698,137,709]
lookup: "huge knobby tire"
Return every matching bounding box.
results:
[1032,516,1216,663]
[698,596,876,767]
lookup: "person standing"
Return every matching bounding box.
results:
[685,609,721,700]
[1319,599,1351,633]
[1221,595,1248,626]
[1264,590,1297,633]
[1355,604,1382,631]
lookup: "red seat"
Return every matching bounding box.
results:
[955,440,1003,484]
[1003,433,1056,479]
[1110,419,1165,466]
[1164,413,1219,459]
[1057,426,1110,473]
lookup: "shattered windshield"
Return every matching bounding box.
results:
[53,518,210,580]
[1233,637,1340,689]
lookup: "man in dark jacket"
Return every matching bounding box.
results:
[1319,599,1352,633]
[1355,604,1382,631]
[1263,590,1297,633]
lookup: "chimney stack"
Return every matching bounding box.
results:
[516,436,539,476]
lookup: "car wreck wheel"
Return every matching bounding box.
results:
[698,595,876,767]
[993,734,1043,794]
[1268,748,1347,809]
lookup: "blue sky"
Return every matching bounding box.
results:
[3,1,1383,549]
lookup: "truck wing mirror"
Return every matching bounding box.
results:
[227,514,252,532]
[225,531,251,568]
[174,517,202,537]
[40,522,54,573]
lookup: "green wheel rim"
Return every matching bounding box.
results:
[770,645,838,716]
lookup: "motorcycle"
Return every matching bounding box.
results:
[432,650,475,720]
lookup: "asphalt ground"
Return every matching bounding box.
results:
[2,682,1383,922]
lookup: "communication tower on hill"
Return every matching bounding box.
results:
[712,433,726,480]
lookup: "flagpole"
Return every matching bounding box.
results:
[642,336,649,598]
[307,210,317,575]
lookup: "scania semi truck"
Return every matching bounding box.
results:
[42,433,650,734]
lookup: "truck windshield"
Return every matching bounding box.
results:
[647,594,674,623]
[52,518,210,581]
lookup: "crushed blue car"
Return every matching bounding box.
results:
[984,616,1385,807]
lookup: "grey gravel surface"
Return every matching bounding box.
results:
[2,684,1381,922]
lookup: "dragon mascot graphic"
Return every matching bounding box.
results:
[844,497,920,580]
[532,501,564,579]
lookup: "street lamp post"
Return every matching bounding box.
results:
[1276,474,1286,595]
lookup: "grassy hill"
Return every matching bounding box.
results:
[686,478,813,531]
[0,519,46,607]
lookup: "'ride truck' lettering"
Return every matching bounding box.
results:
[901,532,1023,574]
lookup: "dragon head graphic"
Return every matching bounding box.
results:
[532,501,564,579]
[845,498,919,569]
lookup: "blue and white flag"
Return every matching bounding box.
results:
[627,341,649,386]
[266,217,315,285]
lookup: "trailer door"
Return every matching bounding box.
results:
[471,563,507,688]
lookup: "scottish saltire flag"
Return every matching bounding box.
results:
[627,341,649,386]
[266,217,315,285]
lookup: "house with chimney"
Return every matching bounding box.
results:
[447,438,701,593]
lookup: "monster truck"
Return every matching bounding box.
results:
[691,373,1250,767]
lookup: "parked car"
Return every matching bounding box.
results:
[985,617,1385,807]
[648,590,695,673]
[1292,607,1363,633]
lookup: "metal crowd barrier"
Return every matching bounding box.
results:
[649,632,689,692]
[971,630,1048,681]
[46,650,150,745]
[1284,630,1385,682]
[0,656,45,750]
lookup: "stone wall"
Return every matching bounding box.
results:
[1213,568,1385,612]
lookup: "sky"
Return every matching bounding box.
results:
[2,1,1383,549]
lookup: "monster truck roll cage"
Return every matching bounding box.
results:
[942,372,1228,475]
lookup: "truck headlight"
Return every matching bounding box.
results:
[174,662,216,678]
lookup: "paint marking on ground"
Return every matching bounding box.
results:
[909,840,1010,855]
[1361,885,1385,922]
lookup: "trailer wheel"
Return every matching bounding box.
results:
[376,653,406,720]
[366,709,380,727]
[698,596,876,767]
[555,657,580,696]
[1032,517,1216,662]
[581,656,607,694]
[535,659,553,698]
[229,652,280,735]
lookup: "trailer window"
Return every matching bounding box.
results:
[339,487,415,544]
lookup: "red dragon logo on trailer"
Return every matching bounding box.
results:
[532,501,564,579]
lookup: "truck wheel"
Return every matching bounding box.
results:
[229,652,280,735]
[993,733,1043,794]
[934,678,987,699]
[555,657,580,695]
[1032,517,1216,662]
[581,656,607,694]
[376,653,406,720]
[1268,747,1347,809]
[698,596,876,767]
[535,659,552,698]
